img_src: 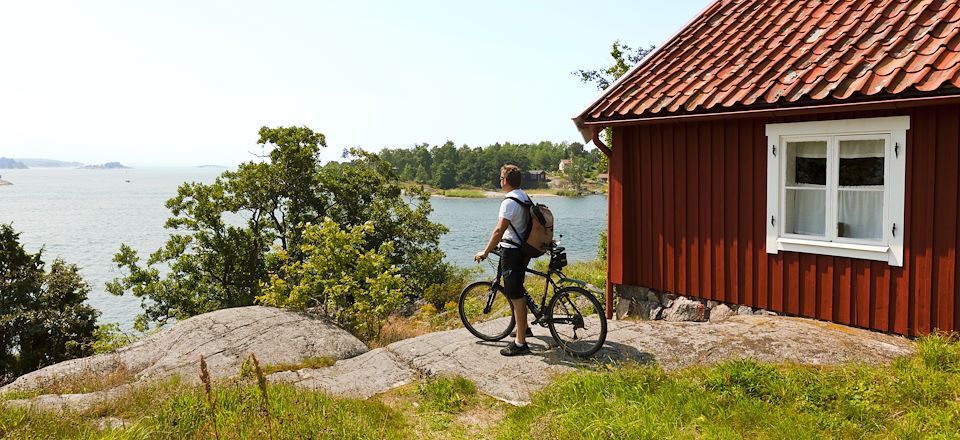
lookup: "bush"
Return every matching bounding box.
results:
[0,224,99,384]
[422,265,480,310]
[257,220,406,343]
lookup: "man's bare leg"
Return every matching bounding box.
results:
[512,298,528,345]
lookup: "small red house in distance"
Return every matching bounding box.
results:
[574,0,960,336]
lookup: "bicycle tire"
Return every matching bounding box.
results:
[546,286,607,357]
[458,281,516,341]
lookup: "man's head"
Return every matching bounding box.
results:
[500,165,522,191]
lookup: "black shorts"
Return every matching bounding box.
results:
[500,247,530,300]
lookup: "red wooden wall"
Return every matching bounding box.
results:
[608,104,960,336]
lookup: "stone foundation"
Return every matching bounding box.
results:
[613,284,778,322]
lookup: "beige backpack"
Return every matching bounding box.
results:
[506,196,554,258]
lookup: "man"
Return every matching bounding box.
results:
[474,164,533,356]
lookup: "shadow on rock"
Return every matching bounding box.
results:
[473,337,656,368]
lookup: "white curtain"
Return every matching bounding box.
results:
[839,191,883,240]
[786,189,825,236]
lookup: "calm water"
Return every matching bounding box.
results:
[0,168,606,329]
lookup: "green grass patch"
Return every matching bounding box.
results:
[497,334,960,439]
[438,189,486,198]
[418,375,478,414]
[257,356,336,375]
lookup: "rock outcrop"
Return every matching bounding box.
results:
[3,306,914,410]
[1,306,367,396]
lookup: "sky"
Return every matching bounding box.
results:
[0,1,712,166]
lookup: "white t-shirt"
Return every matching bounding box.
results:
[499,189,531,248]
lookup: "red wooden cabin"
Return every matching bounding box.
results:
[575,0,960,336]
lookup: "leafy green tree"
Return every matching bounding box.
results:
[257,220,405,342]
[432,160,457,190]
[576,40,654,173]
[108,126,448,330]
[0,224,98,383]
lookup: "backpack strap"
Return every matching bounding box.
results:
[504,195,533,244]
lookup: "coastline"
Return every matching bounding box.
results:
[0,179,12,186]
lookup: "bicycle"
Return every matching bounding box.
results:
[458,242,608,357]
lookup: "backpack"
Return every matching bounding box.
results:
[505,196,554,258]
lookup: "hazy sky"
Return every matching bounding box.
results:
[0,1,711,166]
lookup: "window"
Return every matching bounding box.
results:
[766,116,908,266]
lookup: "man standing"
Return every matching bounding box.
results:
[474,165,532,356]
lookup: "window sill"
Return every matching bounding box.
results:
[775,238,892,263]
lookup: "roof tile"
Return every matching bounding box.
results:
[581,0,960,122]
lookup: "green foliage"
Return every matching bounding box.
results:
[574,40,655,91]
[0,224,99,384]
[108,126,449,331]
[91,323,137,354]
[380,140,599,189]
[597,229,608,262]
[257,220,406,342]
[422,265,480,310]
[498,335,960,439]
[418,375,477,414]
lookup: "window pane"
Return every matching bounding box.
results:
[785,188,825,236]
[839,139,884,186]
[838,190,883,240]
[786,140,827,186]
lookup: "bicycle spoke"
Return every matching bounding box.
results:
[547,287,607,357]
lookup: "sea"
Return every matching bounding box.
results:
[0,168,607,330]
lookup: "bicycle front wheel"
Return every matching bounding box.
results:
[547,286,607,357]
[458,281,515,341]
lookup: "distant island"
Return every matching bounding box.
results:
[16,158,84,168]
[197,164,228,169]
[0,157,28,169]
[81,162,131,170]
[0,179,12,186]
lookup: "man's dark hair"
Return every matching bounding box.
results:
[501,164,522,188]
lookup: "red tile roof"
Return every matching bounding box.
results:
[578,0,960,125]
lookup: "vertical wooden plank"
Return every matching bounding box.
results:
[663,124,677,293]
[651,125,665,290]
[623,127,640,286]
[640,126,653,287]
[912,107,935,334]
[855,259,872,328]
[609,128,626,285]
[712,122,726,300]
[771,254,784,313]
[786,252,801,315]
[688,122,702,298]
[836,258,853,324]
[894,109,915,335]
[756,120,770,310]
[700,123,714,299]
[818,255,834,321]
[726,119,740,304]
[740,119,755,307]
[872,261,891,332]
[934,106,957,332]
[677,125,689,295]
[801,253,817,317]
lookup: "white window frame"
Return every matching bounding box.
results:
[766,116,908,266]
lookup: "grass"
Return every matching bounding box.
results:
[498,334,960,439]
[437,189,486,198]
[1,362,137,401]
[2,336,958,438]
[257,356,336,375]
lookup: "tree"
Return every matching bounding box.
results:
[564,158,589,194]
[576,40,655,173]
[108,126,449,330]
[257,220,405,342]
[0,224,98,383]
[574,40,655,91]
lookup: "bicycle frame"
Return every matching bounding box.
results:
[487,248,590,325]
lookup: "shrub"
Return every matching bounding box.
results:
[257,220,406,343]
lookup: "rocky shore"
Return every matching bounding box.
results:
[0,179,12,186]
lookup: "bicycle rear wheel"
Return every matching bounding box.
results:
[546,286,607,357]
[458,281,515,341]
